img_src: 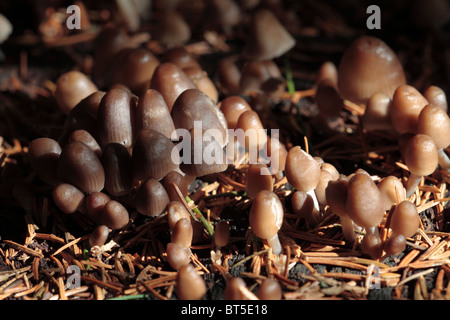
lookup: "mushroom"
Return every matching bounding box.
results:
[249,190,284,255]
[132,129,180,182]
[85,192,110,224]
[183,66,219,104]
[416,104,450,171]
[176,263,207,300]
[0,13,12,45]
[239,60,285,99]
[161,171,189,202]
[109,47,160,96]
[28,137,62,186]
[346,172,385,230]
[325,179,356,242]
[291,190,316,228]
[235,110,268,155]
[389,85,428,134]
[134,178,170,217]
[154,10,191,48]
[361,93,394,133]
[89,225,110,248]
[316,61,338,87]
[265,136,288,176]
[314,78,343,122]
[214,220,230,249]
[245,163,274,199]
[150,62,197,111]
[244,9,296,61]
[54,71,98,115]
[167,201,192,231]
[171,217,193,248]
[52,183,85,214]
[423,85,448,112]
[338,36,406,105]
[205,0,242,35]
[68,129,102,158]
[97,88,137,151]
[389,200,420,238]
[216,55,241,96]
[377,175,406,212]
[257,278,282,300]
[219,96,252,131]
[135,89,176,140]
[57,141,105,194]
[383,233,407,256]
[360,227,383,259]
[403,134,438,198]
[224,277,248,300]
[101,143,133,197]
[98,200,130,230]
[166,242,192,270]
[285,146,321,219]
[162,46,202,71]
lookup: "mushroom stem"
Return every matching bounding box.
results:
[307,189,322,227]
[405,173,422,198]
[266,233,282,255]
[437,148,450,172]
[340,214,356,242]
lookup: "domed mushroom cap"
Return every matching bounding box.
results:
[135,89,176,140]
[285,146,321,192]
[132,129,180,182]
[245,163,274,199]
[150,62,197,111]
[85,192,110,223]
[417,104,450,150]
[178,127,228,177]
[161,171,189,202]
[217,55,241,96]
[244,9,296,61]
[154,10,191,48]
[89,225,110,247]
[171,88,228,147]
[346,173,384,229]
[183,66,219,103]
[167,201,191,230]
[390,200,420,238]
[101,143,133,197]
[377,175,406,211]
[423,85,448,112]
[249,190,284,240]
[404,134,438,176]
[325,179,349,218]
[384,233,407,256]
[28,137,62,185]
[166,242,192,270]
[57,141,105,194]
[53,183,85,214]
[97,88,137,151]
[389,85,428,134]
[257,278,282,300]
[162,46,202,71]
[214,220,230,248]
[361,93,393,132]
[239,60,285,98]
[171,218,193,248]
[109,47,160,96]
[315,78,343,119]
[235,110,268,151]
[338,36,406,105]
[134,178,170,217]
[176,263,207,300]
[98,200,129,230]
[54,71,98,115]
[219,96,252,130]
[68,129,102,158]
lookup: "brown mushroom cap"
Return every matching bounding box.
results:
[176,263,207,300]
[135,89,176,140]
[244,9,296,61]
[98,200,130,230]
[361,93,393,132]
[257,278,282,300]
[389,85,429,134]
[249,190,283,249]
[377,175,406,211]
[166,242,192,270]
[54,71,98,115]
[57,141,105,194]
[265,136,288,175]
[383,233,406,256]
[162,46,202,71]
[224,277,247,300]
[315,78,343,119]
[346,173,384,229]
[167,201,192,231]
[219,96,252,130]
[132,129,180,182]
[217,55,241,96]
[28,137,62,185]
[89,225,110,247]
[154,10,191,48]
[239,60,285,98]
[423,85,448,112]
[316,61,338,87]
[150,62,197,111]
[245,163,274,199]
[417,104,450,150]
[171,88,228,147]
[360,229,383,259]
[53,183,85,214]
[390,200,420,238]
[85,192,110,223]
[101,143,133,197]
[68,129,102,158]
[109,47,160,96]
[214,220,230,248]
[161,171,189,202]
[338,36,406,105]
[404,134,438,177]
[235,110,268,152]
[134,179,170,217]
[171,218,193,248]
[97,88,137,151]
[285,146,321,192]
[183,66,219,104]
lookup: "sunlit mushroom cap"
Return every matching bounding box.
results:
[417,104,450,150]
[338,36,406,105]
[403,134,438,176]
[249,190,284,240]
[285,146,321,192]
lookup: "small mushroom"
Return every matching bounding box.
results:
[389,200,420,238]
[134,178,170,217]
[68,129,102,158]
[85,192,110,223]
[245,163,274,199]
[171,217,193,248]
[219,96,252,131]
[224,277,247,300]
[361,93,394,133]
[423,85,448,112]
[101,143,133,197]
[54,71,98,115]
[377,175,406,211]
[53,183,85,214]
[346,173,384,230]
[154,10,191,48]
[325,179,355,241]
[265,136,288,176]
[383,233,407,256]
[216,55,241,96]
[89,225,110,247]
[239,60,285,99]
[98,200,130,230]
[403,134,438,198]
[57,141,105,194]
[214,220,230,249]
[249,190,284,255]
[176,263,207,300]
[183,66,219,104]
[291,190,316,228]
[235,110,268,153]
[338,36,406,105]
[416,104,450,171]
[257,278,282,300]
[166,242,192,270]
[389,85,428,134]
[360,227,383,259]
[28,137,62,185]
[244,9,296,61]
[167,201,192,231]
[161,171,189,202]
[314,78,343,121]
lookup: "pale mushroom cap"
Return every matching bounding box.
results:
[244,9,296,61]
[362,92,393,132]
[176,263,207,300]
[423,85,448,112]
[245,163,274,199]
[404,134,438,176]
[390,200,420,238]
[346,173,385,229]
[417,104,450,150]
[249,190,284,239]
[285,146,321,192]
[377,175,406,211]
[338,36,406,105]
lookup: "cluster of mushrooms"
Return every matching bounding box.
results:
[22,2,450,300]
